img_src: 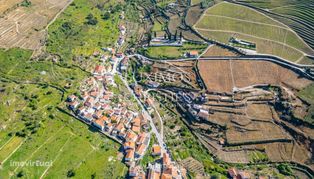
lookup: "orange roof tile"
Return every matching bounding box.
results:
[100,116,109,121]
[137,133,147,144]
[124,141,135,149]
[132,126,141,133]
[95,119,104,127]
[189,50,199,56]
[161,173,172,179]
[125,149,134,160]
[163,153,171,166]
[132,117,141,127]
[152,145,161,155]
[135,144,146,156]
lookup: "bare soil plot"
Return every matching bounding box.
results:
[201,45,239,57]
[198,60,234,92]
[185,5,204,26]
[226,121,291,145]
[0,0,22,14]
[149,61,200,89]
[198,60,312,93]
[0,0,72,50]
[246,104,273,120]
[180,157,205,176]
[264,141,311,166]
[216,150,250,164]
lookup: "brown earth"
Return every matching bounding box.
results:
[198,59,312,93]
[0,0,22,15]
[202,45,239,57]
[0,0,72,50]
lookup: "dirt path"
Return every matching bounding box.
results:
[13,126,65,173]
[1,138,26,165]
[39,134,74,179]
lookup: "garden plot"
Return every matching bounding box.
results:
[198,60,312,93]
[226,121,291,145]
[0,0,22,14]
[0,0,72,50]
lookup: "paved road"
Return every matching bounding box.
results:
[118,72,166,152]
[132,53,314,80]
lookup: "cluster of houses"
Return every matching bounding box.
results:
[67,64,154,168]
[228,168,251,179]
[146,152,182,179]
[66,19,184,178]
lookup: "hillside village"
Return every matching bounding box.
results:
[66,23,182,178]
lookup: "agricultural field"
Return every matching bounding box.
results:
[236,0,314,49]
[0,48,127,178]
[191,0,202,5]
[0,0,22,14]
[139,42,207,59]
[156,0,176,8]
[298,84,314,123]
[201,45,239,57]
[0,0,73,50]
[143,60,200,89]
[198,59,312,93]
[0,103,126,178]
[149,91,228,178]
[46,0,121,62]
[194,2,314,63]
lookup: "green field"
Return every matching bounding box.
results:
[298,84,314,123]
[156,0,176,8]
[0,47,126,178]
[236,0,314,56]
[47,0,121,62]
[194,2,314,63]
[0,0,127,177]
[140,43,207,59]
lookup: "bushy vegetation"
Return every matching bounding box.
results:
[150,91,228,177]
[139,42,207,59]
[276,163,293,176]
[298,84,314,123]
[249,151,269,163]
[20,0,32,7]
[47,0,121,62]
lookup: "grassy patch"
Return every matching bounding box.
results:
[46,0,121,62]
[249,151,269,163]
[140,134,158,168]
[298,84,314,123]
[140,43,207,59]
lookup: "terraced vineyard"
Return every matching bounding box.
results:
[237,0,314,63]
[194,2,314,63]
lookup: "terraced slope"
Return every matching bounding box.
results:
[194,2,314,64]
[237,0,314,62]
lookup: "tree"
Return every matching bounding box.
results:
[17,171,24,178]
[102,12,110,20]
[174,30,178,40]
[67,169,75,178]
[20,0,31,7]
[86,14,98,25]
[147,33,152,46]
